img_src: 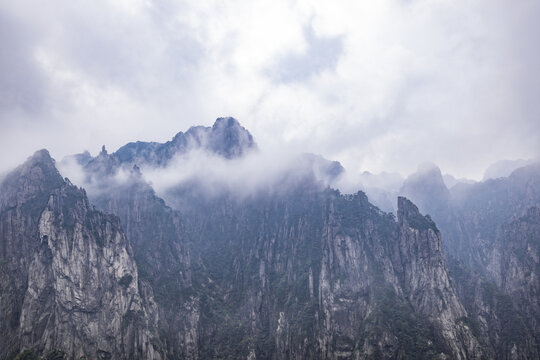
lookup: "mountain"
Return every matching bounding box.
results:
[400,162,450,214]
[88,166,198,359]
[106,117,255,168]
[166,186,482,359]
[78,141,476,358]
[400,161,540,358]
[401,161,540,271]
[0,150,161,359]
[442,174,476,189]
[482,159,538,181]
[1,120,539,359]
[349,171,404,213]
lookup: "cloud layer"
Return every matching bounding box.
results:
[1,0,539,179]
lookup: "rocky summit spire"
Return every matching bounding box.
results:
[212,116,241,128]
[113,117,257,166]
[22,149,59,176]
[207,116,256,158]
[397,196,438,232]
[0,149,64,209]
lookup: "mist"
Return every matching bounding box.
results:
[2,0,540,180]
[57,142,349,208]
[2,2,540,359]
[56,131,537,216]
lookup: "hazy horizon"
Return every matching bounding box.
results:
[3,117,539,186]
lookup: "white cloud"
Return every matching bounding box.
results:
[1,0,539,180]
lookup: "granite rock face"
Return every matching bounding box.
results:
[400,161,540,359]
[2,122,538,359]
[496,206,539,318]
[394,198,481,359]
[1,150,484,359]
[0,150,161,359]
[170,188,483,359]
[88,168,198,359]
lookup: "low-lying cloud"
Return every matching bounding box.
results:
[3,0,540,181]
[142,149,305,198]
[58,145,348,207]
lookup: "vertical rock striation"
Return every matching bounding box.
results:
[2,120,538,359]
[394,197,481,359]
[0,150,161,359]
[88,166,199,359]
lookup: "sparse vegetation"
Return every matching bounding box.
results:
[119,274,133,288]
[14,350,37,360]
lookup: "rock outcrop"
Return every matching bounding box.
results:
[88,167,198,359]
[1,120,538,359]
[400,161,540,359]
[112,116,257,166]
[0,150,161,359]
[172,187,483,359]
[394,197,481,359]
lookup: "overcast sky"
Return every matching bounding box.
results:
[1,0,539,180]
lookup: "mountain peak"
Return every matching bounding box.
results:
[29,148,55,165]
[400,162,449,213]
[403,162,446,187]
[416,161,440,174]
[19,149,61,182]
[397,196,421,221]
[112,117,256,167]
[176,117,256,158]
[207,117,256,158]
[213,116,241,129]
[0,149,64,209]
[397,196,438,232]
[483,158,538,181]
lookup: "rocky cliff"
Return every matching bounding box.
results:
[393,197,481,359]
[168,186,482,359]
[400,162,540,359]
[0,150,161,359]
[88,166,198,359]
[1,119,538,359]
